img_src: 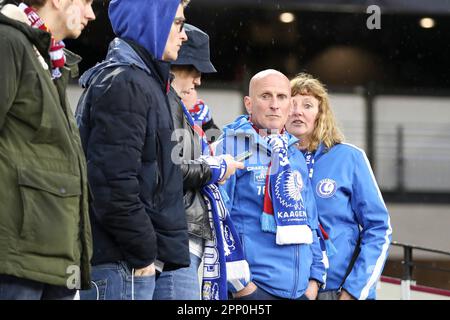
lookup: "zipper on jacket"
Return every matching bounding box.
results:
[292,245,300,299]
[153,135,163,207]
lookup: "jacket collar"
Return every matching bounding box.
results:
[80,37,170,91]
[124,38,171,91]
[0,11,51,60]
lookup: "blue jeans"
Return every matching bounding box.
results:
[0,274,75,300]
[79,261,155,300]
[233,285,310,300]
[153,253,201,300]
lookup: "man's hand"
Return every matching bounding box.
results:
[232,282,257,299]
[304,279,320,300]
[338,289,356,300]
[134,263,155,277]
[218,154,245,184]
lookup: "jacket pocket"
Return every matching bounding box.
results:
[17,167,81,259]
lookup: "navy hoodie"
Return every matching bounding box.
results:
[75,0,189,271]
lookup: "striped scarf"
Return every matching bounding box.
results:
[181,100,212,155]
[19,3,66,79]
[180,100,250,299]
[188,99,212,125]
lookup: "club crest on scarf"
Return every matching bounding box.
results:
[223,225,236,256]
[261,134,313,245]
[202,281,219,301]
[275,169,304,210]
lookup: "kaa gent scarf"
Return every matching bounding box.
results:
[261,134,313,245]
[180,101,250,299]
[202,184,250,300]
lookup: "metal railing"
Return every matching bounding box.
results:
[391,241,450,299]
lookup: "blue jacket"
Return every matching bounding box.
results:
[216,116,326,299]
[75,36,189,271]
[310,143,392,299]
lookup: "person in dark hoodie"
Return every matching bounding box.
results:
[0,0,95,300]
[153,24,244,300]
[75,0,191,300]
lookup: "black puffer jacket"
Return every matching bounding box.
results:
[169,88,213,241]
[76,38,189,271]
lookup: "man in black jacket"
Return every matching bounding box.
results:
[153,24,243,300]
[75,0,191,300]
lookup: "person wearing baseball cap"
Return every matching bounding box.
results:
[153,24,245,300]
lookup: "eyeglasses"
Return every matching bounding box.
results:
[173,17,186,33]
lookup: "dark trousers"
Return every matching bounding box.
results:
[0,274,75,300]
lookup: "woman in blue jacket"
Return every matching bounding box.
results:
[285,73,392,300]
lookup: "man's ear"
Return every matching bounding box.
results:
[50,0,63,10]
[244,96,252,115]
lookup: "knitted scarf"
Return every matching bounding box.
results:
[19,3,66,79]
[181,100,212,155]
[261,134,313,245]
[188,99,212,125]
[180,100,250,300]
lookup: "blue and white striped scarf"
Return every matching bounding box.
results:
[201,185,250,300]
[180,100,250,300]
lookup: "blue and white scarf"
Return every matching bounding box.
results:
[201,184,250,300]
[261,134,313,245]
[180,100,250,300]
[181,100,211,155]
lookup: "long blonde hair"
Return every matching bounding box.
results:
[290,73,344,152]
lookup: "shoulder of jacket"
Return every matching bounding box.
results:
[0,23,28,48]
[336,143,366,156]
[99,65,155,92]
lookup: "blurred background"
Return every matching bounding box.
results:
[5,0,450,297]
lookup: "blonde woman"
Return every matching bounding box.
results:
[286,73,392,300]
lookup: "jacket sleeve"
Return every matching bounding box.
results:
[86,72,156,269]
[310,229,327,286]
[180,160,212,189]
[203,118,222,143]
[0,37,19,130]
[342,149,392,300]
[214,137,237,207]
[306,178,327,285]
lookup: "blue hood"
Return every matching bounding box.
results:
[108,0,180,60]
[79,38,150,88]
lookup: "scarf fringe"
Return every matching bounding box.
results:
[276,225,313,245]
[260,212,277,233]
